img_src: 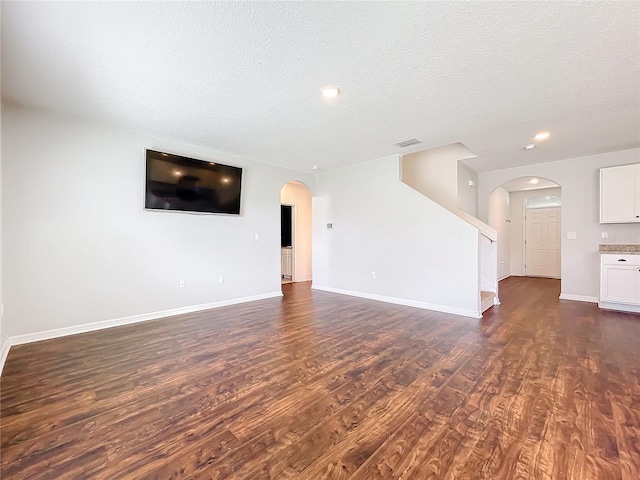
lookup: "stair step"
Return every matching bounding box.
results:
[481,291,495,313]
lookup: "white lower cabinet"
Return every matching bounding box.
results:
[281,247,293,278]
[600,254,640,313]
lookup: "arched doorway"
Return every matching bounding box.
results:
[280,181,312,287]
[488,176,562,280]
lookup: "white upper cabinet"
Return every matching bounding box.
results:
[600,164,640,223]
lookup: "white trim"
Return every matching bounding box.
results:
[498,274,511,281]
[0,291,283,376]
[0,338,11,377]
[598,301,640,314]
[311,284,480,319]
[559,293,598,303]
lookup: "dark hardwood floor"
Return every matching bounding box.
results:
[1,277,639,479]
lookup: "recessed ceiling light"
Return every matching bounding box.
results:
[534,131,551,141]
[524,144,535,150]
[321,85,340,98]
[530,178,539,184]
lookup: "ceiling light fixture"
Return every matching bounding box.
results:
[312,165,320,171]
[530,178,539,184]
[524,144,535,150]
[321,85,341,98]
[534,131,551,141]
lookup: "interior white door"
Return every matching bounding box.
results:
[525,207,561,278]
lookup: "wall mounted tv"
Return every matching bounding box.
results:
[145,149,243,215]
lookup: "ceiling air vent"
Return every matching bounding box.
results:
[394,138,422,148]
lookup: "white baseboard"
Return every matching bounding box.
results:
[559,293,598,303]
[311,284,480,319]
[498,274,511,281]
[0,291,283,377]
[0,338,11,378]
[598,301,640,314]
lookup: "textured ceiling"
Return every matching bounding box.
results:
[2,1,639,173]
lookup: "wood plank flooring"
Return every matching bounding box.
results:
[1,277,639,479]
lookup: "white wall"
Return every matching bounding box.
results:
[280,181,312,282]
[457,162,478,217]
[508,187,561,277]
[479,234,497,294]
[1,103,314,340]
[0,99,5,359]
[313,154,480,317]
[401,142,476,210]
[479,148,640,301]
[488,187,510,279]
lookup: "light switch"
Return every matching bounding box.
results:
[567,232,577,240]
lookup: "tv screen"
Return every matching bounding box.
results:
[145,149,242,215]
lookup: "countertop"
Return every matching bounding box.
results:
[599,244,640,255]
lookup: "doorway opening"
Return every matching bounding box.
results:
[280,181,312,289]
[488,176,561,283]
[524,198,561,278]
[281,204,294,284]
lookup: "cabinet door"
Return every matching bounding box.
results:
[600,164,640,223]
[636,165,640,221]
[602,265,640,305]
[281,249,292,277]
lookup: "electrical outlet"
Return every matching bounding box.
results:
[179,280,186,288]
[254,233,260,241]
[218,275,224,284]
[601,232,608,239]
[371,272,376,279]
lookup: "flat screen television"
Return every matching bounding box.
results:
[145,149,242,215]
